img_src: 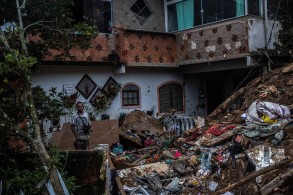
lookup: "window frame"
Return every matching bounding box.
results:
[164,0,184,31]
[157,81,184,114]
[121,83,141,108]
[164,0,263,32]
[71,0,112,34]
[130,0,152,25]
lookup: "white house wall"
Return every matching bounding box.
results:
[184,75,207,117]
[32,66,184,123]
[248,18,281,51]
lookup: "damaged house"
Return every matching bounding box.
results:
[32,0,285,128]
[1,0,292,194]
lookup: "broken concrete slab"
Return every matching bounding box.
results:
[245,144,286,183]
[245,145,286,170]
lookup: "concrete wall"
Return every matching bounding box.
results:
[32,66,183,122]
[184,75,206,117]
[248,18,281,51]
[113,0,165,32]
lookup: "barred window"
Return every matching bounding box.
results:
[122,84,140,106]
[159,83,183,113]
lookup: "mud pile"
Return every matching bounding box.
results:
[120,110,163,134]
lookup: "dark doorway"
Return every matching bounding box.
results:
[206,76,224,114]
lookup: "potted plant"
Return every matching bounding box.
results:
[32,86,66,121]
[61,91,79,108]
[92,94,112,112]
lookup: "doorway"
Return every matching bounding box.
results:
[206,75,224,114]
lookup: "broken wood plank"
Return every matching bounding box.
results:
[107,152,126,195]
[260,168,293,195]
[202,130,234,147]
[213,157,293,195]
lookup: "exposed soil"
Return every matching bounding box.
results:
[208,63,293,122]
[120,110,164,134]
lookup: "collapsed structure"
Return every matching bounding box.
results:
[103,63,293,195]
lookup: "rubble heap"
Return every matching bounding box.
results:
[208,63,293,122]
[120,110,163,134]
[106,63,293,195]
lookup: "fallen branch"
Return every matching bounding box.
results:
[213,157,293,195]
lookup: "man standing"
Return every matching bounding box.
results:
[71,102,92,150]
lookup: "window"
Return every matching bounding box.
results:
[167,0,195,31]
[122,84,140,107]
[71,0,112,33]
[267,0,279,20]
[247,0,261,16]
[165,0,262,32]
[130,0,152,25]
[159,82,183,113]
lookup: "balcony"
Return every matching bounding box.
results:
[175,16,281,66]
[40,27,177,67]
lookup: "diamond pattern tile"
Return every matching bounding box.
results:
[76,74,97,99]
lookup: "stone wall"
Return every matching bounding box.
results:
[176,17,251,65]
[113,0,165,32]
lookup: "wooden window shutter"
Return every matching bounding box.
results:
[159,83,183,113]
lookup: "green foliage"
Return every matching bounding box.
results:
[61,91,79,108]
[0,149,77,194]
[48,147,77,192]
[0,50,37,77]
[0,0,98,193]
[0,0,98,60]
[32,86,66,119]
[92,94,113,113]
[0,153,46,195]
[92,84,121,113]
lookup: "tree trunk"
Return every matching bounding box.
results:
[14,0,65,192]
[27,90,65,194]
[16,0,28,55]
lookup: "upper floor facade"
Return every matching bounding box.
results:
[44,0,281,68]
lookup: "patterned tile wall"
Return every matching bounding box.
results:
[38,17,251,67]
[44,34,112,62]
[114,28,177,66]
[176,18,250,65]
